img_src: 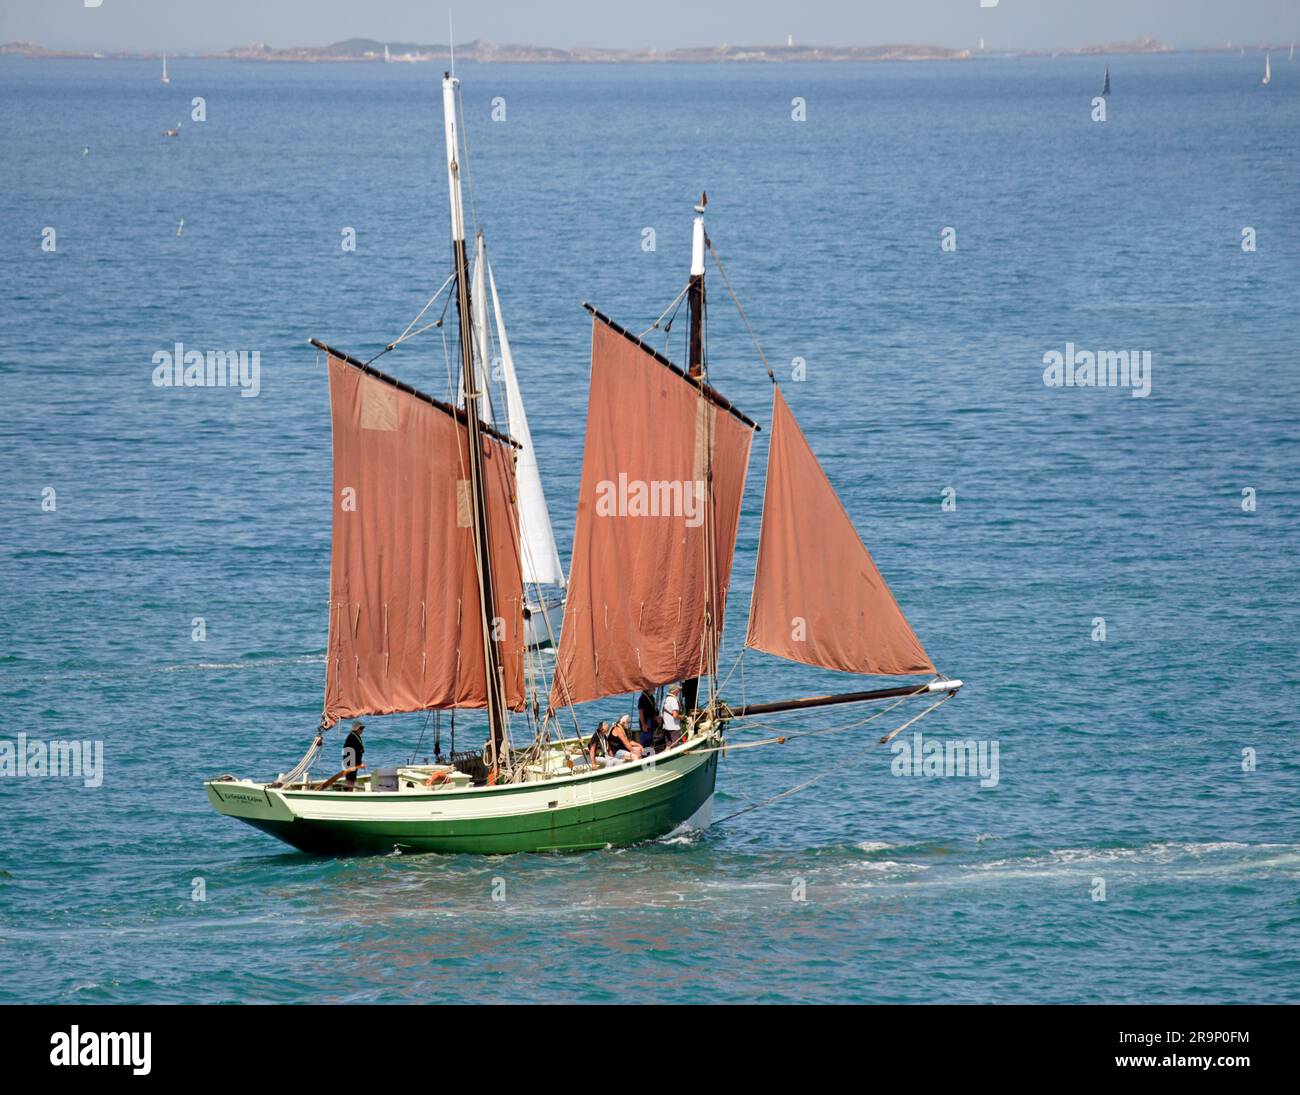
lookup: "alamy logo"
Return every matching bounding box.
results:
[594,474,706,528]
[1042,343,1151,398]
[152,342,261,397]
[0,734,103,787]
[890,732,999,788]
[50,1027,151,1075]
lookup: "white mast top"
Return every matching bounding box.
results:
[691,202,706,277]
[442,74,466,245]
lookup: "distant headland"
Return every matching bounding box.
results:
[0,35,1222,65]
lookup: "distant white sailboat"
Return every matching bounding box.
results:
[1263,53,1271,85]
[161,53,170,85]
[1289,43,1294,62]
[384,44,391,63]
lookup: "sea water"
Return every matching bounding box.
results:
[0,54,1297,1003]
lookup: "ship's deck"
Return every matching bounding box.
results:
[272,725,706,795]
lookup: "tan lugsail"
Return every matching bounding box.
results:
[322,353,524,728]
[549,315,755,709]
[745,386,934,676]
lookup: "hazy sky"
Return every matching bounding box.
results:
[2,0,1297,54]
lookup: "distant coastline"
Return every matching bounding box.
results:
[2,35,1263,65]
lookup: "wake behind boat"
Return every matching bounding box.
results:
[205,71,962,856]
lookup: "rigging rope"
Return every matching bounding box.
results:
[272,732,324,788]
[408,707,434,764]
[391,272,457,350]
[706,239,775,382]
[693,688,918,756]
[638,280,692,340]
[710,691,955,825]
[357,272,459,370]
[456,79,480,241]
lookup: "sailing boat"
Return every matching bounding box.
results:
[1102,65,1110,96]
[204,79,960,856]
[161,53,170,85]
[1263,54,1271,85]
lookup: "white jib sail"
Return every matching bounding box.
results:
[487,257,566,588]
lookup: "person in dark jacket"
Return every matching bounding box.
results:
[637,690,658,749]
[587,721,613,767]
[343,721,365,788]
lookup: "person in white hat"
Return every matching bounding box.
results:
[661,684,682,744]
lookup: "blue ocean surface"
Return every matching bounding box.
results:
[0,53,1297,1003]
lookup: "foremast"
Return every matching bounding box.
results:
[685,194,713,718]
[442,72,511,778]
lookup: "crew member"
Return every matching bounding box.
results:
[343,720,365,789]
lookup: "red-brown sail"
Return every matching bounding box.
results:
[322,352,524,728]
[745,386,934,676]
[549,315,755,709]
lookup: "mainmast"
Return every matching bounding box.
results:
[687,193,707,381]
[684,193,709,717]
[442,72,510,775]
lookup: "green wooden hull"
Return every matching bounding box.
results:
[207,748,718,856]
